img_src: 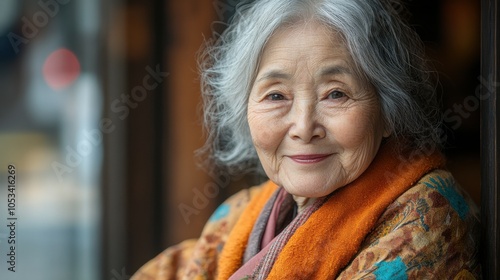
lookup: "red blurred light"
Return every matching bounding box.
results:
[42,48,81,90]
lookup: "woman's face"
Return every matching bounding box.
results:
[248,21,389,198]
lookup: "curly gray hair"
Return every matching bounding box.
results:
[198,0,441,174]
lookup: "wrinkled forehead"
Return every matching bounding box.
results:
[256,19,369,84]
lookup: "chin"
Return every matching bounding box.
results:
[282,178,342,198]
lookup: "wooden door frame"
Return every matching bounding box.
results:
[481,0,499,278]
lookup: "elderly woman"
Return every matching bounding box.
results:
[133,0,481,279]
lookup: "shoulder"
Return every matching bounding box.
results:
[180,182,270,278]
[131,239,198,280]
[374,169,480,233]
[188,182,267,257]
[339,169,481,279]
[203,183,266,234]
[132,183,268,280]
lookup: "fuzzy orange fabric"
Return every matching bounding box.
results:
[216,180,279,280]
[217,144,445,279]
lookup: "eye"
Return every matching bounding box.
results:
[327,90,346,99]
[266,93,285,101]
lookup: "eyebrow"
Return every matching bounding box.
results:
[255,70,291,83]
[319,65,352,77]
[255,64,352,84]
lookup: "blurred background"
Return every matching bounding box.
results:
[0,0,480,279]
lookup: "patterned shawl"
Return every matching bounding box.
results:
[217,143,445,279]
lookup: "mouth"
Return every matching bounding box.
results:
[288,154,332,164]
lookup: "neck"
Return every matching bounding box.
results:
[292,196,317,214]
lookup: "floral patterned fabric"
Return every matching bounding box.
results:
[132,170,481,279]
[337,169,481,279]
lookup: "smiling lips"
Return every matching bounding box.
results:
[289,154,332,164]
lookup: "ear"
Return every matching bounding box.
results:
[383,129,391,138]
[382,121,392,138]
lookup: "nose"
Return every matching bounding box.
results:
[288,99,326,142]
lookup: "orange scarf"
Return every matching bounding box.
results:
[217,144,445,279]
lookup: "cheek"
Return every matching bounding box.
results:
[334,108,383,150]
[247,111,281,152]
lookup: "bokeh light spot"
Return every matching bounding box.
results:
[43,48,81,90]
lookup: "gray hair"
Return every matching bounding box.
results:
[198,0,441,174]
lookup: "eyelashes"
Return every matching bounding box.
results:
[266,92,286,101]
[326,90,346,100]
[263,89,349,102]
